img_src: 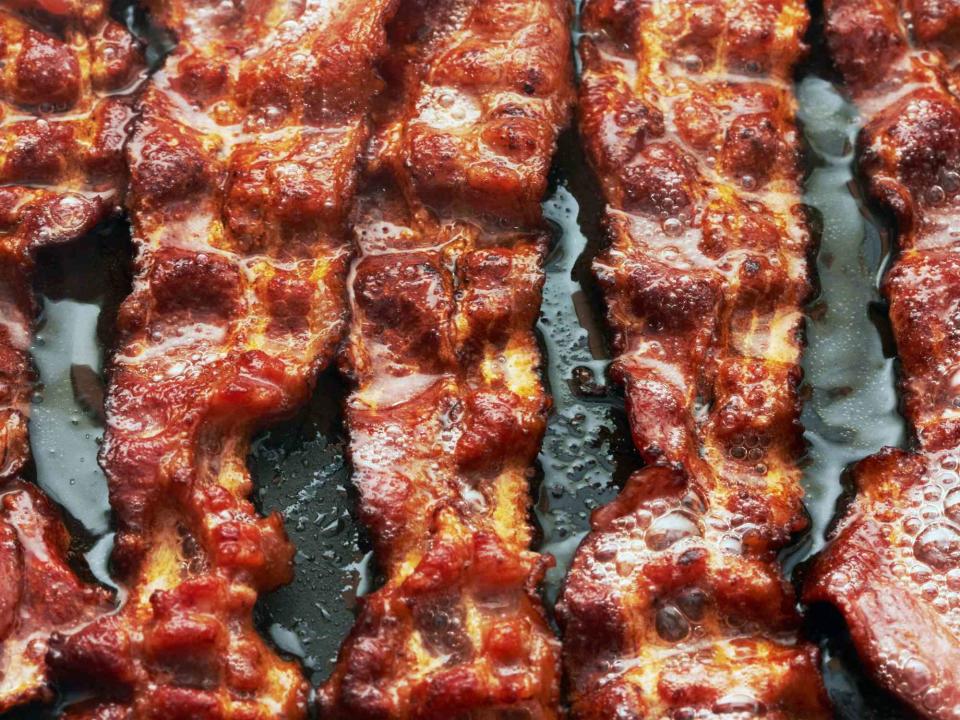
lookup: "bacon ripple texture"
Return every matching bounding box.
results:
[556,1,833,718]
[45,1,397,717]
[804,2,960,718]
[0,0,141,710]
[318,0,572,717]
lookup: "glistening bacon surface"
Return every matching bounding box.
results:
[805,2,960,717]
[557,1,832,717]
[319,0,571,716]
[0,0,140,710]
[46,1,396,717]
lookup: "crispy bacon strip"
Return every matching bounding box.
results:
[319,0,572,716]
[556,2,832,717]
[0,0,140,710]
[805,2,960,717]
[46,1,397,717]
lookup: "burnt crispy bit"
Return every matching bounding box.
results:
[355,253,454,371]
[566,0,830,716]
[619,368,694,464]
[621,142,700,217]
[580,73,667,171]
[48,614,135,692]
[86,100,137,179]
[323,512,559,719]
[2,120,75,184]
[720,112,784,187]
[824,0,907,90]
[224,131,362,250]
[129,116,213,205]
[673,93,721,151]
[455,388,545,473]
[625,258,720,333]
[708,357,802,446]
[149,249,242,318]
[382,0,571,224]
[596,254,720,465]
[456,244,545,342]
[171,53,230,104]
[265,270,314,333]
[725,1,790,75]
[700,195,783,257]
[14,28,80,108]
[90,20,142,91]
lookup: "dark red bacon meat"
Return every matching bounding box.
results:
[557,1,832,718]
[319,0,573,717]
[0,0,140,710]
[46,0,398,717]
[806,1,960,718]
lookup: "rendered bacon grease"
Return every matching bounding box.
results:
[0,0,141,711]
[806,1,960,717]
[319,0,573,716]
[557,1,833,717]
[45,1,398,717]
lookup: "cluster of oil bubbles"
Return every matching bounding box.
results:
[654,586,708,643]
[725,431,771,476]
[589,498,704,567]
[867,453,960,623]
[872,637,960,718]
[925,167,960,207]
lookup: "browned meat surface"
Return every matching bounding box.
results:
[557,1,832,717]
[45,1,398,716]
[319,0,573,717]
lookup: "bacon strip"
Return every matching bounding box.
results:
[46,1,397,717]
[0,0,141,710]
[805,2,960,717]
[318,0,572,716]
[556,1,832,717]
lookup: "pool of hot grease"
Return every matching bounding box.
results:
[0,2,925,718]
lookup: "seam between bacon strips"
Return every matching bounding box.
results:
[557,1,833,717]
